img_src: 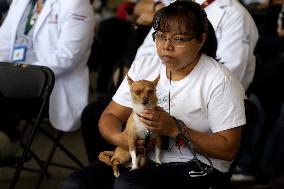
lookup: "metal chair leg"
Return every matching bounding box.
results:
[39,127,84,168]
[34,128,85,189]
[9,115,44,189]
[34,131,63,189]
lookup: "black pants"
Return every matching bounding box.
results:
[250,56,284,147]
[81,99,114,163]
[62,160,227,189]
[240,55,284,183]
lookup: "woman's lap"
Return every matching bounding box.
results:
[62,161,116,189]
[114,160,223,189]
[62,160,226,189]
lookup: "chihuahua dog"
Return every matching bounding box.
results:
[98,75,161,177]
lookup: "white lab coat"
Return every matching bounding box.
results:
[0,0,95,131]
[135,0,259,90]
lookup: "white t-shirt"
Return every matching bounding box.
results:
[113,54,246,172]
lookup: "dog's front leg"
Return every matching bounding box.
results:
[128,136,139,170]
[155,135,162,164]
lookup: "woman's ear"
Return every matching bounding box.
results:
[198,33,207,50]
[200,33,207,46]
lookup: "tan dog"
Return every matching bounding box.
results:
[98,75,162,177]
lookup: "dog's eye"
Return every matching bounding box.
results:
[135,91,141,95]
[148,90,154,94]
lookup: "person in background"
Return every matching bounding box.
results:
[0,0,95,132]
[62,1,246,188]
[233,0,284,185]
[88,0,152,97]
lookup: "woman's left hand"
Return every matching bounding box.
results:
[139,106,178,137]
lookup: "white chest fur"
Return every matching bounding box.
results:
[133,114,147,139]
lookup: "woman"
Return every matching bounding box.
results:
[63,1,246,188]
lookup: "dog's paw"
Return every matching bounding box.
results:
[155,155,161,164]
[156,159,162,164]
[114,170,120,177]
[131,164,138,171]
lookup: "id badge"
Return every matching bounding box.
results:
[12,45,27,63]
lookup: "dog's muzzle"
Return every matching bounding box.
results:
[142,97,149,105]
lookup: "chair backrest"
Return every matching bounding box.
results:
[224,99,256,180]
[0,62,55,189]
[0,62,54,119]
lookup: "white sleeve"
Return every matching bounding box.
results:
[33,0,95,76]
[0,0,19,61]
[134,28,157,61]
[159,0,175,6]
[208,73,246,133]
[216,8,258,89]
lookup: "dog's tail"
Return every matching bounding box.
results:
[98,151,114,166]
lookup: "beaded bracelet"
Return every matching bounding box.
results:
[172,116,192,149]
[171,117,214,176]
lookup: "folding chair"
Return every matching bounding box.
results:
[0,62,55,189]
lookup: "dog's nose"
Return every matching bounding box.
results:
[142,97,149,105]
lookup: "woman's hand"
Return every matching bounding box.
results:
[135,139,145,154]
[139,106,178,137]
[136,12,154,25]
[117,131,146,155]
[114,130,129,150]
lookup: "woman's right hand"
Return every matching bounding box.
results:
[114,130,130,150]
[117,132,148,166]
[136,12,154,25]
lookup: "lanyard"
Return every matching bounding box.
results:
[200,0,215,8]
[24,0,43,35]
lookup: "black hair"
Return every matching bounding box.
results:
[153,0,217,59]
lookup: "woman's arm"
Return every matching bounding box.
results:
[177,124,242,161]
[139,106,242,161]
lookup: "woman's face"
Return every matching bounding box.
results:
[155,29,206,72]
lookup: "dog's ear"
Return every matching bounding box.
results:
[152,75,160,87]
[127,74,134,86]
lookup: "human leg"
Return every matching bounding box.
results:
[251,56,284,147]
[81,99,115,164]
[0,115,19,142]
[260,102,284,179]
[114,161,226,189]
[95,17,133,95]
[62,161,117,189]
[239,56,284,184]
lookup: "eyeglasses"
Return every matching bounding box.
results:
[152,32,196,48]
